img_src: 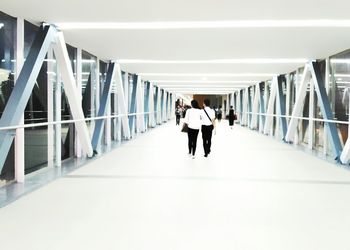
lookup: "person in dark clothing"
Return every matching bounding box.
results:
[184,100,201,159]
[200,99,216,157]
[175,105,182,125]
[217,105,222,122]
[228,106,235,129]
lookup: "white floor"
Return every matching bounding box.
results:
[1,121,350,250]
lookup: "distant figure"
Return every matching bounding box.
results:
[217,105,223,122]
[201,99,216,157]
[175,105,182,125]
[228,106,236,129]
[184,100,201,159]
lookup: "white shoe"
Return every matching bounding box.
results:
[192,155,195,159]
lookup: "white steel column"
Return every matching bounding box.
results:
[14,17,25,182]
[54,73,62,167]
[105,85,112,146]
[123,72,129,111]
[115,88,121,141]
[308,77,315,149]
[285,64,310,142]
[163,90,167,122]
[251,83,260,129]
[149,83,155,127]
[47,48,55,168]
[324,58,330,155]
[75,48,82,158]
[263,76,278,135]
[157,87,161,125]
[242,88,248,126]
[294,70,300,144]
[102,62,111,146]
[237,91,241,124]
[89,59,98,136]
[115,64,130,139]
[286,74,291,123]
[136,77,144,133]
[53,32,93,157]
[275,88,280,138]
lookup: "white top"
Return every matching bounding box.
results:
[201,107,216,126]
[184,108,202,130]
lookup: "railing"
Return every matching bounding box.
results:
[240,112,350,125]
[0,111,160,131]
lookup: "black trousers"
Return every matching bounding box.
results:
[176,115,181,125]
[187,128,199,155]
[201,125,213,155]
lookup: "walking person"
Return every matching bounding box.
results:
[228,106,236,129]
[184,100,201,159]
[201,99,216,157]
[175,105,182,125]
[217,106,223,122]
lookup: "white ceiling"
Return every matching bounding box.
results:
[2,0,350,94]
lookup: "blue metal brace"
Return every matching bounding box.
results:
[0,25,55,172]
[91,62,115,151]
[154,86,159,123]
[277,75,288,138]
[259,82,266,128]
[239,89,244,123]
[128,74,138,135]
[248,86,252,127]
[311,61,342,159]
[160,89,164,122]
[144,81,150,127]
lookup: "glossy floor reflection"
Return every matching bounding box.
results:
[1,120,350,250]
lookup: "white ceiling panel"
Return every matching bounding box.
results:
[1,0,350,93]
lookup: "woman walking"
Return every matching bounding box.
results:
[184,100,202,159]
[228,106,236,129]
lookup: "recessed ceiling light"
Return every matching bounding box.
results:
[56,20,350,30]
[139,73,277,77]
[117,59,308,64]
[153,80,257,83]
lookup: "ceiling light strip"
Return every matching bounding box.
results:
[56,20,350,30]
[139,73,277,77]
[152,80,257,83]
[117,59,307,64]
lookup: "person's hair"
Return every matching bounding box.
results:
[191,100,200,109]
[203,99,210,107]
[230,105,233,109]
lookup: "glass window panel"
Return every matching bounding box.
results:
[24,21,49,174]
[0,11,16,186]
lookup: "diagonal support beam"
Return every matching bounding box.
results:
[259,82,266,129]
[277,75,288,138]
[247,86,252,126]
[0,25,56,172]
[242,88,249,125]
[144,81,151,129]
[136,76,145,132]
[310,61,342,159]
[285,65,310,141]
[239,89,243,123]
[263,76,278,134]
[91,62,116,151]
[250,83,260,129]
[129,74,138,135]
[53,31,93,158]
[115,66,130,139]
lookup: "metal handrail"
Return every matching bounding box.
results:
[0,111,162,131]
[238,111,350,125]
